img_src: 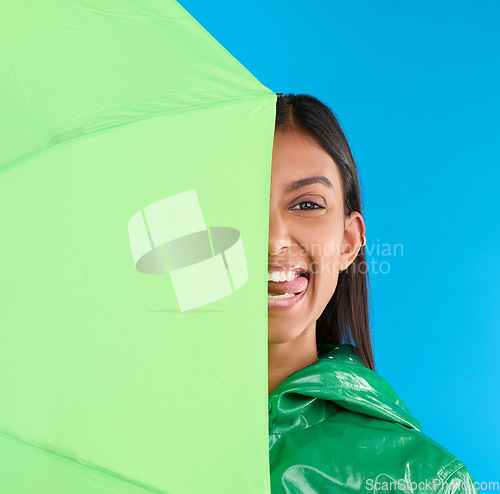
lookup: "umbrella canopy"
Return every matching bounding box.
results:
[0,1,275,492]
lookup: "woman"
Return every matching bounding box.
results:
[267,93,477,493]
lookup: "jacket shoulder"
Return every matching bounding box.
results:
[438,462,478,494]
[273,414,479,494]
[390,421,479,493]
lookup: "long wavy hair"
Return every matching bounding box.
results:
[275,93,375,371]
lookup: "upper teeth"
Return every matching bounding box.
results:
[267,271,301,282]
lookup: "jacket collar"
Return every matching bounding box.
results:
[268,344,421,435]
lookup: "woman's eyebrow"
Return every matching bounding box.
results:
[285,176,333,193]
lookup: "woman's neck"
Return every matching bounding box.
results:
[268,323,318,395]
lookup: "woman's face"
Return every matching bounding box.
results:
[268,128,364,344]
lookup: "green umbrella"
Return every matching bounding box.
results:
[0,1,275,492]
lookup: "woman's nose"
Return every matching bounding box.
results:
[268,211,292,257]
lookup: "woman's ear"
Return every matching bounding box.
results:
[340,211,365,271]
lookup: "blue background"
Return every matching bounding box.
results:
[179,0,499,485]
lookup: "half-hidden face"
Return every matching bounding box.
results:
[268,129,346,344]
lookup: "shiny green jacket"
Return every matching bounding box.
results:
[268,344,478,493]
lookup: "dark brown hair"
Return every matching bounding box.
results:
[275,93,375,371]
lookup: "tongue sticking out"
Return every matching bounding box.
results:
[268,275,309,295]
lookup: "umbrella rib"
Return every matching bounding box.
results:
[0,92,274,176]
[0,428,170,494]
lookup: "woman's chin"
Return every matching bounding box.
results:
[267,321,309,345]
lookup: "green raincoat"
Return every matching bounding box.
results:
[268,344,478,493]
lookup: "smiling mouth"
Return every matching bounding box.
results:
[267,272,310,297]
[267,271,310,309]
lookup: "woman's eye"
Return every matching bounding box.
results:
[291,201,324,211]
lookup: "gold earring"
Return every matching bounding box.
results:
[361,234,366,247]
